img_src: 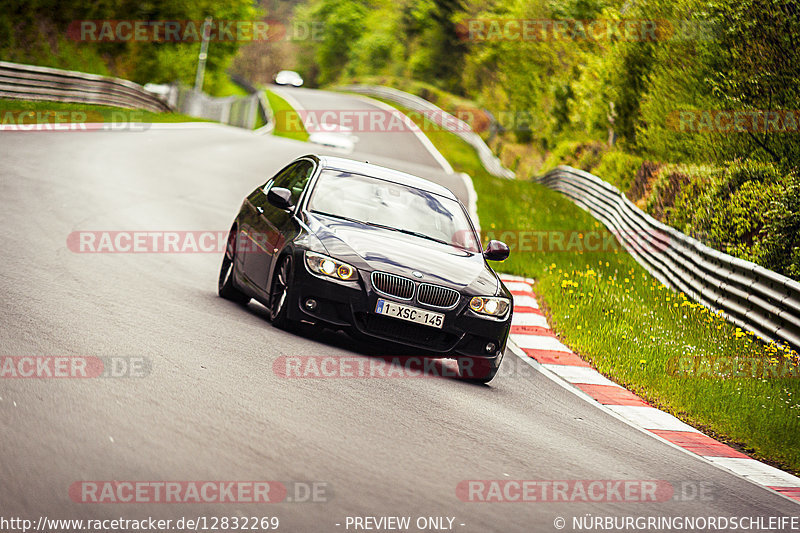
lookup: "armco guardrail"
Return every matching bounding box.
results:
[0,61,172,113]
[167,84,260,129]
[540,165,800,352]
[333,85,800,351]
[336,84,515,179]
[166,83,272,131]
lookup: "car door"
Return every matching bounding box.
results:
[239,163,297,291]
[242,160,315,295]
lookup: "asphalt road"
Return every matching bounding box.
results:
[270,86,453,176]
[0,106,797,533]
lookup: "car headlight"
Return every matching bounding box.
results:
[305,251,358,281]
[469,296,510,318]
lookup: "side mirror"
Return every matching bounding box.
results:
[483,240,510,261]
[267,187,294,210]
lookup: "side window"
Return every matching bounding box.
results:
[272,160,314,206]
[271,162,302,190]
[249,162,299,208]
[288,161,314,205]
[251,160,314,209]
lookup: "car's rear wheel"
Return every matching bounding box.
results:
[270,255,296,330]
[218,228,250,305]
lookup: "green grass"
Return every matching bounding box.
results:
[213,80,249,98]
[0,98,210,123]
[376,98,800,475]
[265,89,309,142]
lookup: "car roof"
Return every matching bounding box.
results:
[314,155,458,200]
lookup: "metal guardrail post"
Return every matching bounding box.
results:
[0,61,172,113]
[335,84,515,180]
[334,84,800,352]
[540,166,800,353]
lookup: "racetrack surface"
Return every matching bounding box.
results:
[0,104,797,531]
[270,86,454,176]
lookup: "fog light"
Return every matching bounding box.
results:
[305,298,318,311]
[485,342,497,354]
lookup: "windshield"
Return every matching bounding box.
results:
[308,169,481,252]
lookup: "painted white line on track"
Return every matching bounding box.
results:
[512,294,539,309]
[511,312,549,328]
[500,274,536,284]
[347,93,455,175]
[506,339,800,506]
[459,172,480,233]
[0,121,241,132]
[543,364,621,386]
[605,405,701,433]
[503,281,534,293]
[511,334,571,352]
[704,457,800,487]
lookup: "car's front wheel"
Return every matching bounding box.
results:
[458,355,500,384]
[270,255,296,330]
[218,228,250,305]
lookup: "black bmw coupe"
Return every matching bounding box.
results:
[218,155,513,382]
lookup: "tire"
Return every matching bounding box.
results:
[458,356,500,384]
[218,228,250,305]
[270,255,296,330]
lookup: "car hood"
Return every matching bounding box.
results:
[309,214,498,292]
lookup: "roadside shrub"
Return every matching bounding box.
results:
[759,173,800,278]
[539,140,583,173]
[594,150,644,192]
[627,161,662,204]
[574,141,608,173]
[658,160,800,278]
[646,169,690,220]
[539,139,606,174]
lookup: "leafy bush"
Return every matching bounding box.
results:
[1,0,258,96]
[539,140,607,174]
[593,150,645,192]
[649,160,800,279]
[760,174,800,278]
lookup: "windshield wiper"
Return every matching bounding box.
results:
[361,221,452,246]
[311,211,364,225]
[312,211,453,246]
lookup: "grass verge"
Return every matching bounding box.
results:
[0,98,209,124]
[265,89,309,142]
[376,98,800,474]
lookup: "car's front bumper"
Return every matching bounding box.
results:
[286,257,511,363]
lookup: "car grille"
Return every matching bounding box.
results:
[371,272,415,300]
[417,283,460,309]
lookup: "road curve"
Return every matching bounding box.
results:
[0,104,797,532]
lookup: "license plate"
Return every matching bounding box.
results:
[375,299,444,329]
